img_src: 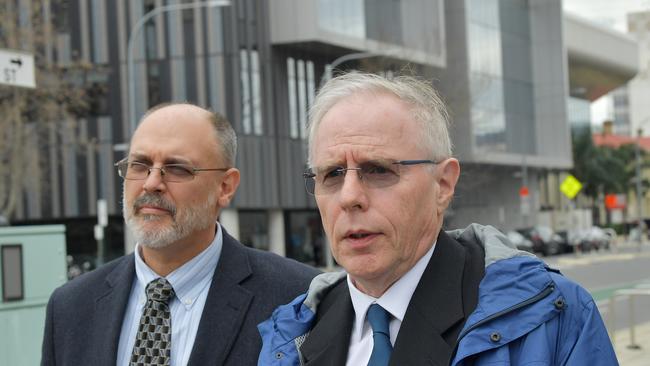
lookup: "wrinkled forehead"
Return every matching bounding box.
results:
[310,93,426,167]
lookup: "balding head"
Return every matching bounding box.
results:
[134,103,237,167]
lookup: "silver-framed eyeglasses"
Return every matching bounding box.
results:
[115,159,229,183]
[303,159,439,195]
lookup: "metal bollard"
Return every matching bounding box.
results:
[608,296,616,346]
[627,294,641,350]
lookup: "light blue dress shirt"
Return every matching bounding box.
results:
[116,225,223,366]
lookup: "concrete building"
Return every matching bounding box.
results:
[560,13,638,228]
[623,11,650,136]
[5,0,635,267]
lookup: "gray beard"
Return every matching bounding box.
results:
[122,188,217,249]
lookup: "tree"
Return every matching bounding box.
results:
[571,130,650,200]
[0,0,96,220]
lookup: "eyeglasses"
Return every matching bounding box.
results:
[303,159,438,196]
[115,159,229,183]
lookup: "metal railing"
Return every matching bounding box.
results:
[607,284,650,349]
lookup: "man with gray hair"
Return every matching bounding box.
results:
[258,72,616,365]
[42,103,318,366]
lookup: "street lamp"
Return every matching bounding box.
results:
[318,49,400,89]
[127,0,231,137]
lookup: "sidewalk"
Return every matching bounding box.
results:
[613,321,650,365]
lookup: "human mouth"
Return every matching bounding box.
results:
[133,194,176,217]
[342,230,381,247]
[138,205,171,215]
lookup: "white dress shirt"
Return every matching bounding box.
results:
[116,224,223,366]
[345,243,436,366]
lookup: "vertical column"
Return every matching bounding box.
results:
[268,209,285,256]
[219,208,240,240]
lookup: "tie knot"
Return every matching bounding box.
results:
[367,304,391,336]
[145,277,175,304]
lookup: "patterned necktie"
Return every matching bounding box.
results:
[367,304,393,366]
[130,277,175,366]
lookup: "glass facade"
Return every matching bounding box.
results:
[567,97,592,138]
[318,0,365,39]
[286,57,316,139]
[317,0,442,55]
[238,210,269,251]
[285,211,327,267]
[240,49,263,135]
[467,0,506,152]
[468,0,536,155]
[501,0,535,155]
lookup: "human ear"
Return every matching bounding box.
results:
[217,168,241,207]
[435,158,460,215]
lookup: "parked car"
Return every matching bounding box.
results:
[567,226,614,252]
[517,226,563,256]
[506,230,535,253]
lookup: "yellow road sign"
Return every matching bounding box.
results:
[560,174,583,199]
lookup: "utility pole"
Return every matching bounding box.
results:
[635,128,644,250]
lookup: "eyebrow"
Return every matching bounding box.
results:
[129,153,193,166]
[312,158,393,174]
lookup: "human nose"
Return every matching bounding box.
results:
[142,167,166,192]
[338,168,368,211]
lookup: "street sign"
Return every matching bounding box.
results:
[605,193,626,210]
[519,186,529,197]
[0,49,36,88]
[560,174,583,200]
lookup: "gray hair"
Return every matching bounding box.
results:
[307,72,452,166]
[140,102,237,167]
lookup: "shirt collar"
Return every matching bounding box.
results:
[134,223,223,310]
[348,242,436,340]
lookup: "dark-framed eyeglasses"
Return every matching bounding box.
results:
[115,159,229,183]
[303,159,439,196]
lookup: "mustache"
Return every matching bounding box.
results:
[133,194,177,217]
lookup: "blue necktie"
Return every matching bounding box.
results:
[367,304,393,366]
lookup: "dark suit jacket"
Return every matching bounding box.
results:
[299,231,485,366]
[41,230,319,366]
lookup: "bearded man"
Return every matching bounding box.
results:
[41,103,318,366]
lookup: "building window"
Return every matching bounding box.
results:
[286,57,316,139]
[238,210,269,250]
[287,57,299,139]
[240,49,263,135]
[285,211,327,267]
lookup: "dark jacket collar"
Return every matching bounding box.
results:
[300,230,484,366]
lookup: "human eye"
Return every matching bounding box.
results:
[363,162,397,176]
[164,164,194,178]
[128,161,149,173]
[321,167,345,185]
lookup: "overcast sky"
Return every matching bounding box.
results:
[563,0,650,32]
[563,0,650,126]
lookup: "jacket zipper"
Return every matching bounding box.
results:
[456,282,556,342]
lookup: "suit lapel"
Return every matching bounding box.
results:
[389,231,473,366]
[93,255,136,366]
[300,280,354,366]
[187,231,254,366]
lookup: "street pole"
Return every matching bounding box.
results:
[521,153,530,227]
[127,0,231,137]
[635,128,644,250]
[319,52,377,89]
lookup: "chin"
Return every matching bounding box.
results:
[343,257,384,280]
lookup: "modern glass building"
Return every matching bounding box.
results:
[7,0,627,267]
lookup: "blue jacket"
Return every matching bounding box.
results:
[258,224,618,365]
